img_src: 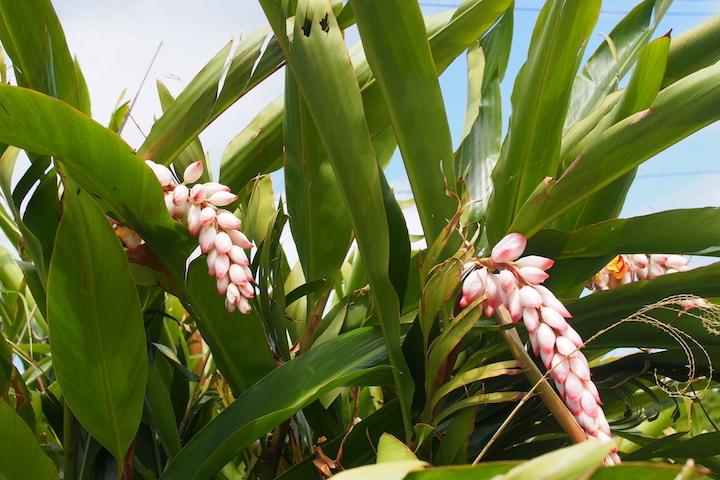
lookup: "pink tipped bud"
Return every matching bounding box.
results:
[585,380,602,405]
[228,229,253,249]
[187,205,202,236]
[461,270,485,307]
[540,307,568,332]
[665,254,689,269]
[173,184,189,206]
[216,210,242,230]
[491,233,527,263]
[147,160,175,187]
[238,297,251,314]
[214,253,230,279]
[215,231,232,254]
[564,372,584,402]
[183,161,204,184]
[630,254,648,268]
[216,275,230,295]
[200,206,216,225]
[515,255,554,271]
[498,269,517,292]
[207,190,238,207]
[483,305,495,317]
[537,323,556,354]
[207,249,218,276]
[228,245,250,266]
[540,348,554,370]
[569,353,591,381]
[581,391,599,418]
[522,307,540,333]
[551,354,569,384]
[554,380,565,399]
[483,272,502,308]
[190,184,206,203]
[229,263,247,284]
[565,397,582,415]
[519,286,543,308]
[199,225,217,253]
[595,430,612,445]
[577,411,598,436]
[225,299,237,313]
[518,266,549,285]
[164,193,175,216]
[226,283,240,304]
[239,281,255,298]
[509,289,522,322]
[650,254,668,265]
[564,325,584,348]
[534,285,572,318]
[555,336,577,356]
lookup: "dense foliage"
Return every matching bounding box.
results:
[1,0,720,479]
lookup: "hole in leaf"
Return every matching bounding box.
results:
[320,13,330,33]
[302,17,312,37]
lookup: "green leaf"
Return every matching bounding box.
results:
[260,0,414,438]
[430,360,520,412]
[0,84,275,393]
[0,0,90,112]
[333,461,426,480]
[139,28,284,166]
[663,14,720,87]
[161,328,387,479]
[511,61,720,238]
[529,208,720,260]
[495,440,612,480]
[48,191,147,463]
[354,0,455,245]
[377,433,418,463]
[486,0,601,244]
[561,32,671,229]
[156,80,210,183]
[284,73,351,288]
[145,364,182,457]
[0,399,59,480]
[565,0,670,128]
[456,9,513,223]
[624,432,720,461]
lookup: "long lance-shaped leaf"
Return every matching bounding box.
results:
[219,0,512,192]
[529,207,720,260]
[564,0,671,129]
[511,61,720,238]
[284,71,351,293]
[161,328,387,479]
[138,28,284,165]
[156,80,210,183]
[559,33,671,229]
[0,0,90,113]
[485,0,601,245]
[354,0,455,245]
[456,9,513,223]
[0,400,59,479]
[0,85,275,392]
[48,191,147,463]
[259,0,414,439]
[663,14,720,88]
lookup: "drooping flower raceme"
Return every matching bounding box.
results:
[460,233,620,465]
[588,254,689,291]
[145,160,255,314]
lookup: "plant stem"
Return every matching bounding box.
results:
[473,307,585,463]
[63,401,79,480]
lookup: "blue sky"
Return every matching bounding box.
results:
[33,0,720,247]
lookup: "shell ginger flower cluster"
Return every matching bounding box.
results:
[588,254,690,291]
[145,160,255,314]
[460,233,620,465]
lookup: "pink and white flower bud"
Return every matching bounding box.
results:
[555,336,577,356]
[498,269,517,293]
[207,249,218,276]
[514,255,554,271]
[564,372,584,402]
[551,355,569,383]
[228,245,250,266]
[541,307,568,331]
[534,285,572,318]
[522,307,540,332]
[569,354,591,381]
[164,193,175,216]
[187,205,202,236]
[183,161,204,184]
[460,270,485,308]
[147,161,175,187]
[564,325,584,348]
[238,296,252,314]
[581,391,599,418]
[199,206,216,225]
[207,191,239,207]
[225,299,237,313]
[216,275,230,295]
[537,323,556,354]
[519,286,543,308]
[173,184,189,206]
[190,184,206,203]
[214,231,233,254]
[229,263,248,285]
[199,225,217,253]
[665,254,689,269]
[214,253,230,279]
[226,283,241,305]
[216,210,242,230]
[508,289,522,322]
[491,233,527,263]
[228,229,254,249]
[518,266,549,285]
